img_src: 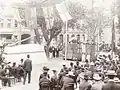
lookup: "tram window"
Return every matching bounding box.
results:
[6,35,12,39]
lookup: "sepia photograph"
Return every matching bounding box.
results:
[0,0,120,90]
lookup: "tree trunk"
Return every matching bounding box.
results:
[44,44,50,58]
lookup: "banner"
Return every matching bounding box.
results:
[56,1,72,22]
[18,8,25,20]
[42,6,54,29]
[14,8,21,22]
[14,8,27,27]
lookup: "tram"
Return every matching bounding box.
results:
[63,35,82,61]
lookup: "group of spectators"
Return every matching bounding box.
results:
[0,54,32,87]
[49,45,62,58]
[39,56,120,90]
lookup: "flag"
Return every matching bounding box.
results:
[29,7,37,29]
[25,7,31,27]
[56,1,72,22]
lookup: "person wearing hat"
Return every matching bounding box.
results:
[39,70,51,90]
[51,70,58,90]
[89,62,97,79]
[102,70,120,90]
[0,66,11,87]
[69,62,74,71]
[10,62,17,79]
[62,71,75,90]
[109,61,117,71]
[116,64,120,80]
[76,61,81,70]
[84,59,89,68]
[79,74,92,90]
[91,73,104,90]
[60,64,68,73]
[39,66,50,80]
[20,59,24,68]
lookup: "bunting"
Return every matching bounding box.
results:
[42,6,54,29]
[29,7,37,29]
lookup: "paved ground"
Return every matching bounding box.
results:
[2,58,80,90]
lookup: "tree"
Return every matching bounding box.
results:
[13,1,64,57]
[67,2,86,29]
[36,7,63,57]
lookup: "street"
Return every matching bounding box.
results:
[2,58,79,90]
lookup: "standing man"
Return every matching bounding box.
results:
[23,54,32,85]
[79,74,92,90]
[51,70,58,90]
[102,70,120,90]
[20,59,24,67]
[62,71,75,90]
[56,46,60,57]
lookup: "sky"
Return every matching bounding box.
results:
[70,0,117,9]
[0,0,117,8]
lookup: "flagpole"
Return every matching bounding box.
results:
[65,21,68,61]
[111,18,115,59]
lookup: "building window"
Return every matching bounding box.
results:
[77,34,80,44]
[0,23,3,28]
[0,19,3,28]
[7,23,11,28]
[15,20,18,27]
[7,19,11,28]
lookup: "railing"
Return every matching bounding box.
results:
[7,35,36,47]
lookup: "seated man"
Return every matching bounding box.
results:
[16,65,25,82]
[0,68,11,87]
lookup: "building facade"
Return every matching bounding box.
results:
[0,6,36,45]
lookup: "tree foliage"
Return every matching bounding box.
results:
[67,2,110,42]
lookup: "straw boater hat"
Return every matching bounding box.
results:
[93,73,101,81]
[52,70,57,73]
[43,66,50,71]
[118,64,120,68]
[106,70,117,76]
[114,77,120,83]
[67,71,75,76]
[84,74,89,80]
[90,62,94,66]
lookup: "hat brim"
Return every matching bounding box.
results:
[106,73,117,76]
[66,73,75,76]
[93,77,101,80]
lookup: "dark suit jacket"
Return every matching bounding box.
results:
[102,81,120,90]
[23,59,32,72]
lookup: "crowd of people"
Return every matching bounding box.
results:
[39,55,120,90]
[0,54,32,87]
[49,45,62,58]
